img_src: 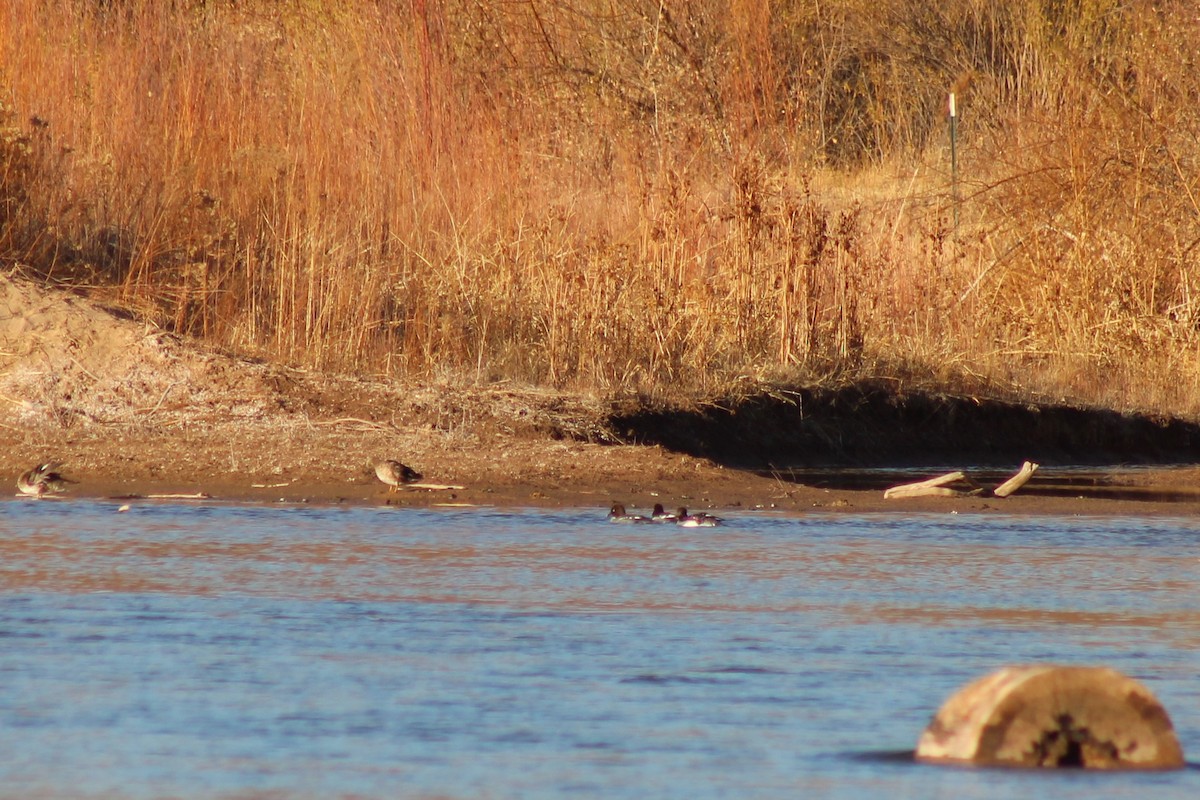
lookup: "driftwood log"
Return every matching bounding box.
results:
[105,492,214,500]
[884,461,1039,500]
[882,471,978,499]
[916,665,1184,769]
[992,460,1039,497]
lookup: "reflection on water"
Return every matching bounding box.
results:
[1,501,1199,799]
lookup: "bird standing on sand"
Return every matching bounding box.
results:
[375,460,423,491]
[17,462,75,497]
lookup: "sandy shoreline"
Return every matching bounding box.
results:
[4,273,1200,518]
[5,417,1200,519]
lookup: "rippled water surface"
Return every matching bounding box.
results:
[2,500,1199,799]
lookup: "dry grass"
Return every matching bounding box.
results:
[1,0,1199,415]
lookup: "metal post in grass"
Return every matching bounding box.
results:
[949,91,959,233]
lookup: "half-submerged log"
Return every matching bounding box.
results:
[916,665,1184,769]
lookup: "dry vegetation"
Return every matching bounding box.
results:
[1,0,1199,414]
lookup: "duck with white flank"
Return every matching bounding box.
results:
[675,507,723,527]
[17,462,75,497]
[608,503,652,523]
[650,503,680,523]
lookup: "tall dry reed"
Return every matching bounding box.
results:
[1,0,1199,414]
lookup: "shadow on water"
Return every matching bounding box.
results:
[844,751,1200,772]
[846,750,917,764]
[608,383,1200,476]
[760,467,1200,503]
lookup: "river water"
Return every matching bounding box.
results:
[1,499,1198,799]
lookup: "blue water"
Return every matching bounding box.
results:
[1,500,1199,799]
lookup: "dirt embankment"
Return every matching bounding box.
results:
[2,273,1199,516]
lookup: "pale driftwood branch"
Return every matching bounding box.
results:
[105,492,213,500]
[885,462,1040,500]
[404,482,466,491]
[993,460,1039,498]
[895,486,970,498]
[884,471,969,499]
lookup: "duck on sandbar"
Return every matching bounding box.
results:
[17,462,74,497]
[675,507,723,527]
[375,460,423,491]
[608,503,651,523]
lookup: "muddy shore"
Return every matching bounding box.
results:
[3,273,1200,517]
[6,406,1200,519]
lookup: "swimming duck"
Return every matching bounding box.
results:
[675,507,723,527]
[650,503,680,523]
[375,460,423,491]
[608,503,651,523]
[17,462,74,497]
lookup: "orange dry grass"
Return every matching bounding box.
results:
[1,1,1199,415]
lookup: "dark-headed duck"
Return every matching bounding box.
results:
[675,507,723,527]
[608,503,651,523]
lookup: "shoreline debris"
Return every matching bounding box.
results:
[884,461,1039,500]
